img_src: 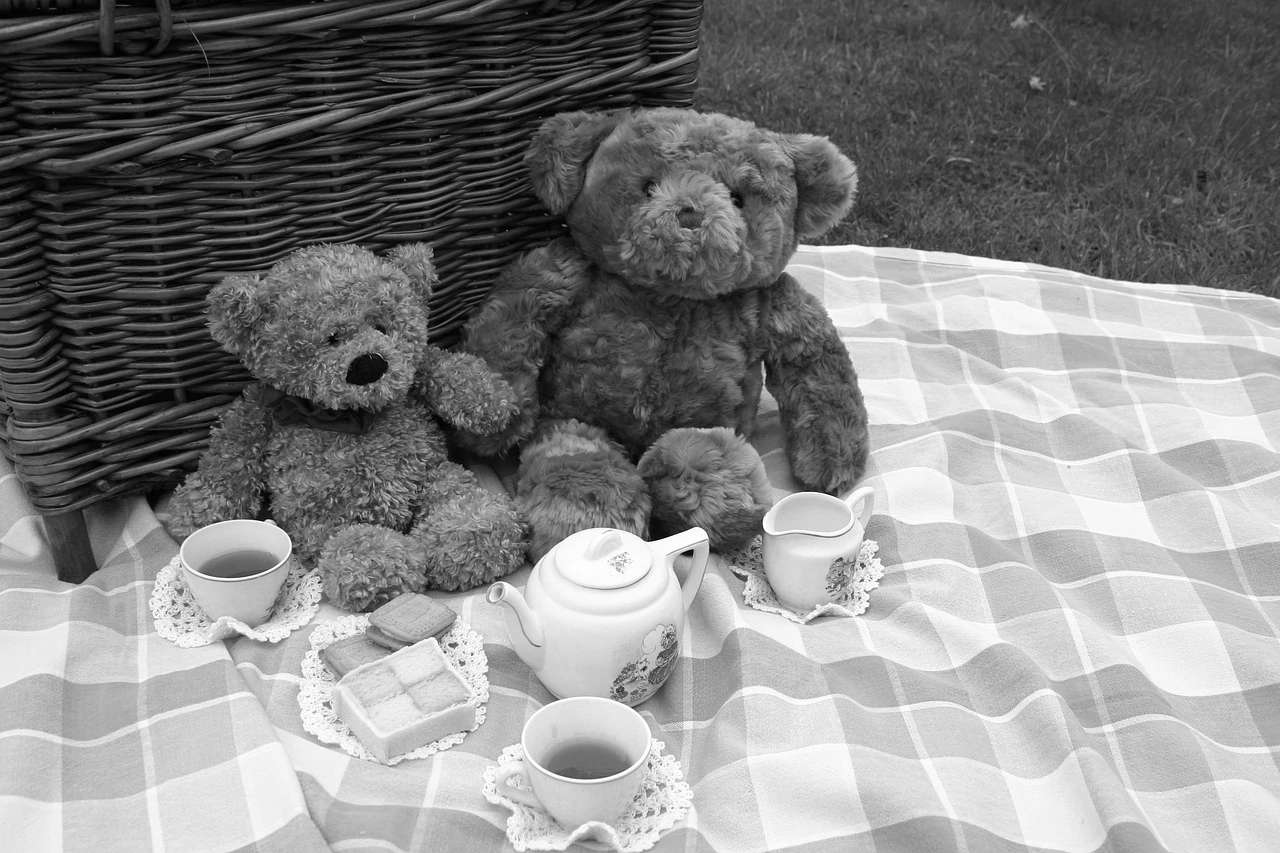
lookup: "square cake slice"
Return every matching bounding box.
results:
[332,637,479,763]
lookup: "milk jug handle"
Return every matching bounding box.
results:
[658,527,711,614]
[843,486,876,531]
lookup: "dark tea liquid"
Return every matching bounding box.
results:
[541,738,633,780]
[196,549,280,578]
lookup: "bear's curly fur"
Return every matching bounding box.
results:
[163,242,528,611]
[455,108,871,560]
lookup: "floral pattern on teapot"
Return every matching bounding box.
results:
[610,624,678,705]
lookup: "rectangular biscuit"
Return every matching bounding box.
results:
[364,623,413,650]
[322,633,393,678]
[365,592,457,649]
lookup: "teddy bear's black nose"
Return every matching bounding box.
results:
[346,353,388,385]
[676,205,702,229]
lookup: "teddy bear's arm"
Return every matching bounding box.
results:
[454,238,591,455]
[414,346,519,436]
[761,273,871,495]
[162,386,274,538]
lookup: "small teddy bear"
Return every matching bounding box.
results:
[455,107,870,560]
[163,242,528,612]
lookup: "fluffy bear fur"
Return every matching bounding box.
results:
[163,242,528,611]
[455,108,871,560]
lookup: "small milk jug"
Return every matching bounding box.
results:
[760,486,875,612]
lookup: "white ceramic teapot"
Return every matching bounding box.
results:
[487,526,710,706]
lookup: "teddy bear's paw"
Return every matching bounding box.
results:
[787,416,870,496]
[639,427,775,552]
[414,486,529,592]
[449,371,541,457]
[317,525,426,613]
[515,419,652,562]
[418,349,522,436]
[453,408,538,458]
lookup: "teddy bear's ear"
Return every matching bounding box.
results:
[778,133,859,240]
[206,273,267,355]
[384,242,438,301]
[525,109,627,215]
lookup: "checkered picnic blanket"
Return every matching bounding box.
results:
[3,244,1279,852]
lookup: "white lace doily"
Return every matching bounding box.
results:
[150,555,322,647]
[482,739,692,852]
[299,614,489,765]
[727,536,884,623]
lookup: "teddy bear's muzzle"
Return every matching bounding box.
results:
[345,352,389,386]
[675,205,703,230]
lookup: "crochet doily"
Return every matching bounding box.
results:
[482,739,692,852]
[150,555,322,647]
[299,614,489,765]
[727,536,884,623]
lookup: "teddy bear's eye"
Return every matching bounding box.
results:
[729,190,745,209]
[327,332,344,346]
[642,180,658,197]
[373,323,389,335]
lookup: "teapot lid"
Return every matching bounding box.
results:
[554,528,653,590]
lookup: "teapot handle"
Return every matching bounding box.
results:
[658,527,710,614]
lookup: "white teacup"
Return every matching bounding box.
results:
[494,696,652,829]
[761,486,875,612]
[179,519,293,628]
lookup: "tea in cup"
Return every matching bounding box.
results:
[493,696,652,828]
[761,485,875,612]
[179,519,293,628]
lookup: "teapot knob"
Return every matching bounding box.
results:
[583,529,626,561]
[555,527,652,589]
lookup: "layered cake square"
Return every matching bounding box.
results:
[332,636,478,763]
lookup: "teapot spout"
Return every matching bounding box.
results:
[486,581,546,672]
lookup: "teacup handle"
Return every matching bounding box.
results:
[494,761,545,811]
[843,486,875,531]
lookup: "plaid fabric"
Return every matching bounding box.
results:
[3,243,1279,852]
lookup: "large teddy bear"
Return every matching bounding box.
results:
[456,107,871,560]
[164,242,528,612]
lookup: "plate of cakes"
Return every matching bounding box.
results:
[299,593,490,764]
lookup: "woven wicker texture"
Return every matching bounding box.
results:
[0,0,701,517]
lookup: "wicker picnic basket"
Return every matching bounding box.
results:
[0,0,702,581]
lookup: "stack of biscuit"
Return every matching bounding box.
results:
[323,592,458,677]
[365,592,457,650]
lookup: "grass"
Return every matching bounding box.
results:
[693,0,1280,295]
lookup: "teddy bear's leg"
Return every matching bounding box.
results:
[285,517,351,568]
[515,419,652,562]
[316,523,426,613]
[410,462,528,591]
[162,471,249,541]
[638,426,775,552]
